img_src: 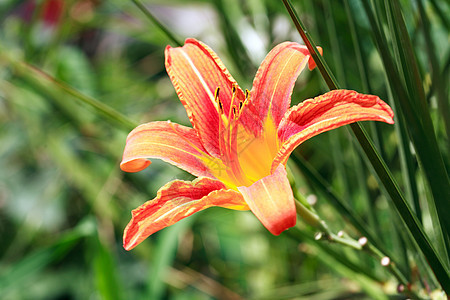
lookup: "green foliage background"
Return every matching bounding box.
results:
[0,0,448,299]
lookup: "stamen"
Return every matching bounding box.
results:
[227,84,237,121]
[214,87,220,100]
[237,89,251,119]
[232,105,237,118]
[214,87,223,113]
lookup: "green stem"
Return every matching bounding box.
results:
[294,199,413,295]
[131,0,183,47]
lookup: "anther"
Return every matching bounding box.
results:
[214,87,220,100]
[245,89,250,100]
[232,84,237,94]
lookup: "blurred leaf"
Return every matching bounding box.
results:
[0,218,95,294]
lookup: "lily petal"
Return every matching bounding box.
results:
[237,164,296,235]
[165,38,245,157]
[273,90,394,170]
[124,177,249,250]
[241,42,319,133]
[120,121,221,178]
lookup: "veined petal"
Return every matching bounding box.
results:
[240,42,319,133]
[237,164,296,235]
[273,90,394,170]
[123,178,248,250]
[120,121,221,178]
[165,38,245,157]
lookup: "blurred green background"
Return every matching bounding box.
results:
[0,0,448,299]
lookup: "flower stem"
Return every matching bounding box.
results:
[294,199,414,297]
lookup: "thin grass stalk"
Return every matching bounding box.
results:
[342,3,393,239]
[381,3,422,273]
[291,153,386,255]
[146,217,195,299]
[4,56,138,131]
[341,0,387,242]
[428,0,450,30]
[384,0,449,265]
[343,0,369,93]
[321,0,352,203]
[281,0,389,251]
[322,0,347,86]
[359,0,450,292]
[388,85,422,222]
[294,201,414,296]
[416,0,450,149]
[131,0,182,47]
[387,1,450,242]
[289,227,381,283]
[212,0,253,77]
[283,0,450,292]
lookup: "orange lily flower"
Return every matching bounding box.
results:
[120,38,394,250]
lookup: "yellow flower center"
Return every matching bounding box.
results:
[207,86,280,190]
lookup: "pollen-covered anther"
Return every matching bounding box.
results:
[232,105,238,118]
[231,84,237,95]
[214,87,224,113]
[237,89,250,118]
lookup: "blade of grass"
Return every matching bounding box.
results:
[428,0,450,30]
[0,50,138,131]
[146,216,196,300]
[290,153,385,254]
[283,0,450,292]
[131,0,182,47]
[92,234,123,300]
[360,0,450,290]
[322,0,347,86]
[212,0,254,78]
[416,0,450,148]
[0,218,95,293]
[386,1,449,251]
[287,228,389,300]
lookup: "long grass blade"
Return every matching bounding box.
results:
[0,51,138,131]
[131,0,183,47]
[416,0,450,148]
[283,0,450,292]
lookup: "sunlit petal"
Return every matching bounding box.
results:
[240,43,319,133]
[123,177,248,250]
[166,38,245,157]
[273,90,394,170]
[120,121,222,178]
[238,164,296,235]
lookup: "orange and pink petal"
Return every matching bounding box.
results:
[237,164,296,235]
[165,38,246,158]
[241,43,318,133]
[120,121,220,178]
[272,90,394,170]
[123,177,249,250]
